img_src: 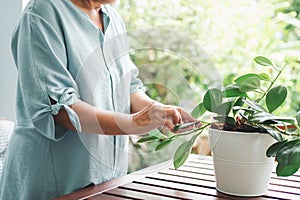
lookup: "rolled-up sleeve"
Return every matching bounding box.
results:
[11,13,81,140]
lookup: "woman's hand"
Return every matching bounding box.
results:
[53,91,200,135]
[131,102,198,132]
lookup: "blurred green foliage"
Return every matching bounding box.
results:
[113,0,300,172]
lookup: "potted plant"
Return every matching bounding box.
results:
[137,56,300,196]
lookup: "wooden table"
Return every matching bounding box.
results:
[55,154,300,200]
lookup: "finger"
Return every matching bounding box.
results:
[163,120,174,130]
[166,108,182,125]
[177,107,197,122]
[195,121,202,128]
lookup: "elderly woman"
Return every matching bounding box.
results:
[0,0,198,199]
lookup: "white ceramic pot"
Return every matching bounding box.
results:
[209,127,276,197]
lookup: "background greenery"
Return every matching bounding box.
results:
[113,0,300,172]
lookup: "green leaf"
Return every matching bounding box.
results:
[235,73,263,84]
[264,127,285,141]
[233,97,245,115]
[222,85,248,98]
[203,88,222,112]
[213,116,236,125]
[276,163,300,177]
[267,140,288,157]
[243,99,267,112]
[234,74,261,92]
[259,73,271,81]
[214,101,234,115]
[296,111,300,126]
[273,117,296,124]
[137,136,160,143]
[155,137,176,151]
[191,102,206,118]
[248,112,276,124]
[249,112,295,125]
[266,85,287,113]
[232,106,255,115]
[173,134,198,169]
[254,56,274,67]
[275,139,300,176]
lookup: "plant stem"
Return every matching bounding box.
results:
[256,63,287,103]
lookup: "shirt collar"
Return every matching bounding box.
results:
[101,5,110,17]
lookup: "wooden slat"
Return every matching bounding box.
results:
[134,176,267,200]
[186,156,213,164]
[160,168,216,182]
[120,182,224,200]
[173,165,215,173]
[263,190,300,200]
[87,193,128,200]
[183,162,214,170]
[160,169,300,198]
[55,154,300,200]
[166,167,300,195]
[184,156,300,196]
[103,187,178,200]
[146,173,300,200]
[267,184,300,195]
[148,172,216,188]
[271,175,300,183]
[269,177,300,188]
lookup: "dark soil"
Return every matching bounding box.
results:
[211,117,265,133]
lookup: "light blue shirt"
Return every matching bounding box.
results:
[0,0,144,199]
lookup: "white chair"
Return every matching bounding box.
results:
[0,120,14,175]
